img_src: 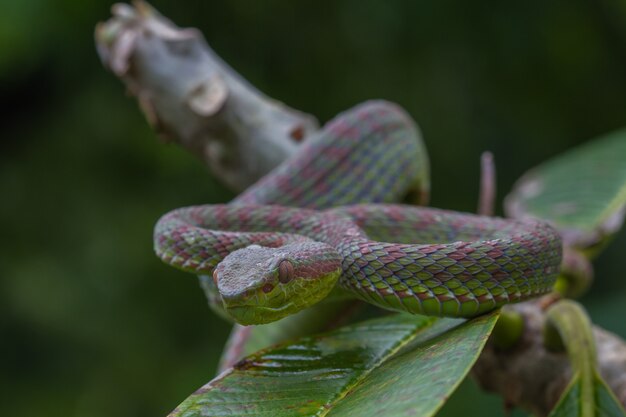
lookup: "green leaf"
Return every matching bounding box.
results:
[548,374,626,417]
[505,129,626,254]
[169,311,498,417]
[217,299,364,372]
[594,376,626,417]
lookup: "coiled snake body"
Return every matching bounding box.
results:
[154,101,562,325]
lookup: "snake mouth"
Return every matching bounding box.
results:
[225,302,297,325]
[225,302,298,326]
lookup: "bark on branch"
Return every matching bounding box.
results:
[95,3,626,415]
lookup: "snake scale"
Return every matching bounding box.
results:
[154,101,562,325]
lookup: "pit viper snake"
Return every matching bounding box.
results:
[154,101,562,325]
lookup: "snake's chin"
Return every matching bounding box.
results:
[225,302,298,326]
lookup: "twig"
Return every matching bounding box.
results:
[478,151,496,216]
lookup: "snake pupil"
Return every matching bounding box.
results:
[278,260,294,284]
[262,283,274,293]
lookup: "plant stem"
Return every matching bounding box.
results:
[544,300,597,417]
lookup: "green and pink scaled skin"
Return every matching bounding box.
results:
[154,101,562,325]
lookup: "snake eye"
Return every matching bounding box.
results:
[278,260,294,284]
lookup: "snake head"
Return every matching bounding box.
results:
[213,243,342,325]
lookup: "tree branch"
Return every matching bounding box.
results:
[95,1,318,192]
[95,3,626,415]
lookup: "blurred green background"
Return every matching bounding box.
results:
[1,1,625,416]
